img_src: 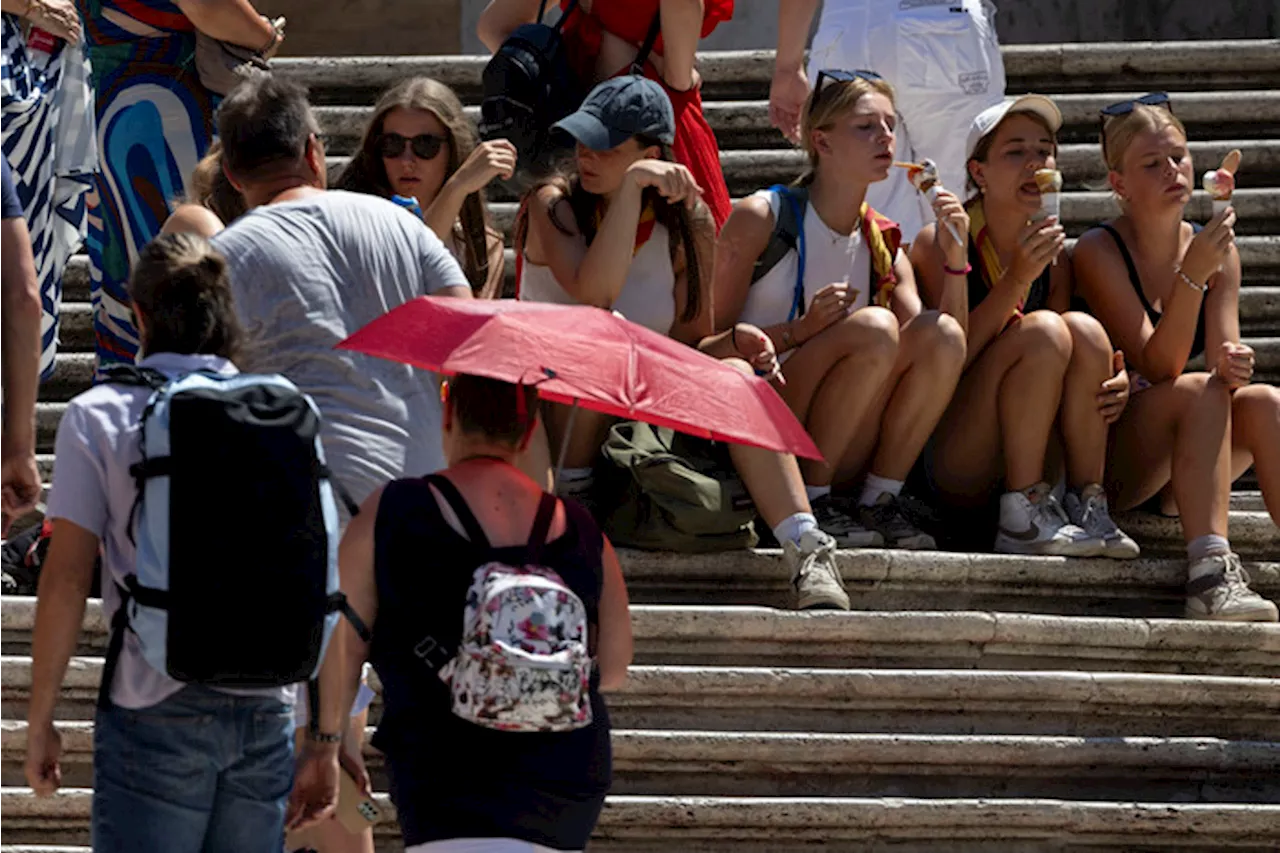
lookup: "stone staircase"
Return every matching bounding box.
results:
[3,38,1279,850]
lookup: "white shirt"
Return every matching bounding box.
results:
[518,222,677,335]
[737,188,872,333]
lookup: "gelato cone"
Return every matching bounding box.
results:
[896,158,961,245]
[1032,168,1062,222]
[1203,149,1241,216]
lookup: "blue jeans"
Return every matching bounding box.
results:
[92,685,295,853]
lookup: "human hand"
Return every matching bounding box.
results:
[930,187,969,265]
[1097,350,1130,424]
[24,720,62,797]
[1214,341,1254,390]
[769,65,809,145]
[795,282,859,343]
[448,139,518,196]
[26,0,81,44]
[1180,207,1237,288]
[285,743,340,832]
[627,159,702,209]
[1003,216,1066,291]
[2,450,42,537]
[732,323,784,384]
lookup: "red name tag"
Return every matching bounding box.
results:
[27,27,58,54]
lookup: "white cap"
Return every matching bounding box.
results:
[964,95,1063,162]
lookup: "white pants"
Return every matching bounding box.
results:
[807,0,1007,241]
[406,840,579,853]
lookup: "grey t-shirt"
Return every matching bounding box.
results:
[211,191,470,508]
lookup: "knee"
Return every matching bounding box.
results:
[835,305,900,365]
[1172,371,1232,412]
[721,356,755,377]
[905,310,967,372]
[1016,310,1073,366]
[1062,311,1112,363]
[1233,384,1280,433]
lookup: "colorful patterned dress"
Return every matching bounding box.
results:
[76,0,216,372]
[1,14,96,381]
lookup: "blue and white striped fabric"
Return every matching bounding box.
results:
[1,14,96,381]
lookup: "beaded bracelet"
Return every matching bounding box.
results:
[1174,265,1208,294]
[944,262,972,276]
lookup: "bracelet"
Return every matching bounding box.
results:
[306,728,342,744]
[258,18,281,56]
[1174,265,1208,294]
[781,323,796,351]
[944,262,972,276]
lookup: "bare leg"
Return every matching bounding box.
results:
[544,402,614,470]
[1108,372,1232,542]
[780,306,900,487]
[1060,312,1113,488]
[1230,383,1280,526]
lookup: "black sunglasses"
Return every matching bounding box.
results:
[1100,91,1171,118]
[376,132,447,160]
[811,68,884,114]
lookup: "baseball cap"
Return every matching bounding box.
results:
[552,76,676,151]
[964,95,1063,162]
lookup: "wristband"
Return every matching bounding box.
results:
[307,729,342,744]
[943,262,972,276]
[1174,265,1208,294]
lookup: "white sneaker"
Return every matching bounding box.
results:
[811,495,883,548]
[783,528,850,611]
[1185,553,1279,622]
[1064,485,1140,560]
[994,483,1103,557]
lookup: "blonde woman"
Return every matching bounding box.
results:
[1073,95,1277,621]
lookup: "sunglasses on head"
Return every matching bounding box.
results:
[376,132,447,160]
[811,69,884,114]
[1100,92,1171,118]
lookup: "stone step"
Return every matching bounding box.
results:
[1115,510,1279,558]
[273,40,1280,104]
[4,788,1279,849]
[4,721,1275,801]
[4,597,1276,676]
[4,657,1277,737]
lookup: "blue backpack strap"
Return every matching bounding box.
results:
[749,185,809,322]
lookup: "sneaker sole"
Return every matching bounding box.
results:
[796,594,851,611]
[994,536,1106,557]
[1185,603,1280,622]
[1100,539,1142,560]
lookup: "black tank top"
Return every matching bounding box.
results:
[1094,222,1207,361]
[966,234,1052,314]
[369,472,611,849]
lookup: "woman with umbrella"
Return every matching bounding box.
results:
[287,371,633,851]
[513,74,857,611]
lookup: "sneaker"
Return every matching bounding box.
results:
[810,494,884,548]
[1185,553,1279,622]
[783,528,850,610]
[1064,485,1140,560]
[994,483,1104,557]
[859,493,936,550]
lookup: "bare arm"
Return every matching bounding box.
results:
[477,0,542,53]
[1202,243,1242,371]
[160,203,225,238]
[2,212,43,525]
[889,249,923,324]
[1,0,81,42]
[658,0,703,91]
[768,0,819,141]
[710,195,791,341]
[775,0,819,74]
[175,0,278,53]
[595,537,633,691]
[910,222,970,335]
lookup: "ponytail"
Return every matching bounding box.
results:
[129,232,244,362]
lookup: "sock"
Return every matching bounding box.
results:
[805,485,831,504]
[773,512,818,547]
[556,466,594,495]
[1187,534,1231,565]
[858,473,904,507]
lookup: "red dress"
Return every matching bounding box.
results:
[559,0,734,229]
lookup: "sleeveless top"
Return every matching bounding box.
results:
[519,221,677,335]
[966,234,1051,315]
[1093,222,1207,362]
[369,473,611,849]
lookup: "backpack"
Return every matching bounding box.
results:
[96,365,368,709]
[478,0,584,181]
[600,421,758,553]
[428,475,593,733]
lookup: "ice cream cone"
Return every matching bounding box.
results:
[1203,150,1241,218]
[1031,169,1062,223]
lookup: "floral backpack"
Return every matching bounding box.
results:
[430,476,593,733]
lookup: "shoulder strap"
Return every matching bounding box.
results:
[550,0,578,31]
[630,9,662,75]
[1096,223,1155,316]
[96,579,133,710]
[750,185,808,295]
[424,474,492,550]
[99,364,168,390]
[526,492,559,565]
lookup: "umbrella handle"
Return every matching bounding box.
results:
[552,397,580,495]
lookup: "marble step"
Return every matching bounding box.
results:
[3,722,1275,801]
[4,789,1279,849]
[4,597,1277,676]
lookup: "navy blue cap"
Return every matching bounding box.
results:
[553,76,676,151]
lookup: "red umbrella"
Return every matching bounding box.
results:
[337,297,822,461]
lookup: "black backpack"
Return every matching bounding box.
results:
[478,0,585,182]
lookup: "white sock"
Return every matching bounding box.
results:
[1187,534,1231,566]
[557,466,594,495]
[805,485,831,503]
[772,512,818,547]
[858,473,904,507]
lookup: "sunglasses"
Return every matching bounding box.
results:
[376,132,447,160]
[811,69,884,115]
[1099,92,1171,118]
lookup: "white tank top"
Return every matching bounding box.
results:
[518,222,677,335]
[737,188,871,330]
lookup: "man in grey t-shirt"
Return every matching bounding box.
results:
[212,77,471,509]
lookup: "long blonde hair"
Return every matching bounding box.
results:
[336,77,497,296]
[798,73,897,186]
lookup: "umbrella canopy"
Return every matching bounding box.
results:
[337,297,822,461]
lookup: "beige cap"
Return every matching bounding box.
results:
[965,95,1063,162]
